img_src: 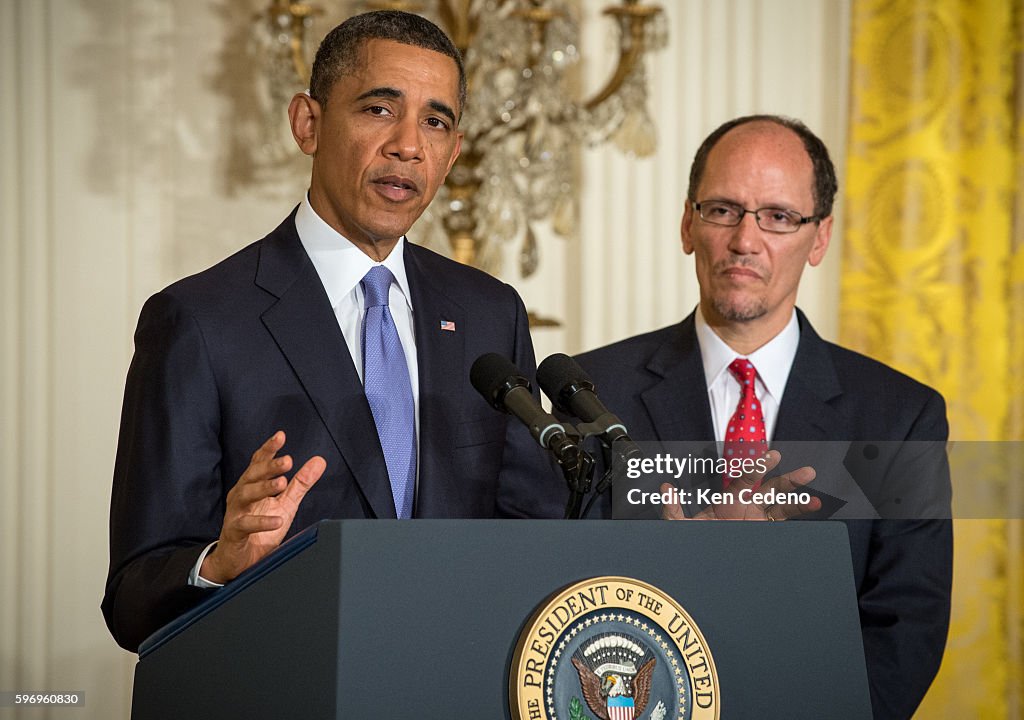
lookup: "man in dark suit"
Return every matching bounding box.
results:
[575,115,951,719]
[103,11,563,653]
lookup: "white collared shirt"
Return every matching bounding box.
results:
[695,306,800,442]
[294,195,419,407]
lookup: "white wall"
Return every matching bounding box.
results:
[0,1,848,717]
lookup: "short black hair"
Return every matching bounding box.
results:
[687,115,838,218]
[308,10,466,118]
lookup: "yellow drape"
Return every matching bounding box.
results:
[844,0,1024,716]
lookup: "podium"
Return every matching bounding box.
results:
[131,520,871,719]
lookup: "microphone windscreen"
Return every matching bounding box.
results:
[536,353,593,407]
[470,353,522,401]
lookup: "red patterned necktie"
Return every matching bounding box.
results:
[723,358,768,488]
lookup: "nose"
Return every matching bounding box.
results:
[383,116,423,162]
[727,212,764,255]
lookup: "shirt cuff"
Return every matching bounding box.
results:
[188,541,224,588]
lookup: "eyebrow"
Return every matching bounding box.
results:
[705,196,801,211]
[356,86,457,126]
[428,100,457,125]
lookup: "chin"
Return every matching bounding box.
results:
[372,213,419,240]
[710,296,768,323]
[363,218,416,243]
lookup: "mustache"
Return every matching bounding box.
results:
[713,257,769,277]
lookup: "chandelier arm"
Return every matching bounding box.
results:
[436,1,458,41]
[291,36,311,87]
[281,2,323,87]
[582,34,643,111]
[437,0,476,50]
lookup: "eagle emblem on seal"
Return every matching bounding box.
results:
[570,633,656,720]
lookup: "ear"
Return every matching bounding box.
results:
[681,202,696,255]
[807,215,833,266]
[444,131,464,176]
[288,92,320,157]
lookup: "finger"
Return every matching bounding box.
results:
[732,450,781,491]
[249,430,287,466]
[229,455,292,513]
[761,450,782,474]
[659,483,686,520]
[766,465,816,492]
[223,513,285,539]
[231,475,288,505]
[281,456,326,507]
[237,453,293,489]
[755,465,818,521]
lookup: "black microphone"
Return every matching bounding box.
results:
[537,354,641,513]
[469,353,581,466]
[536,353,640,457]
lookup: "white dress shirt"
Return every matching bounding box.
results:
[294,194,419,404]
[694,306,801,442]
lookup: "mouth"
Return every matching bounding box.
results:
[720,265,764,281]
[371,175,420,202]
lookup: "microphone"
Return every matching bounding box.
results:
[471,353,594,519]
[469,353,581,466]
[536,353,639,457]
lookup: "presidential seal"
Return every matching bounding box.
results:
[510,577,719,720]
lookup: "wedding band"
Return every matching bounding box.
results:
[765,505,777,522]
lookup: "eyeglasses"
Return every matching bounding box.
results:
[692,200,820,234]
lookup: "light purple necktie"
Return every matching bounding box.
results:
[361,266,416,519]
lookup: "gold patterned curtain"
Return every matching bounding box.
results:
[843,0,1023,716]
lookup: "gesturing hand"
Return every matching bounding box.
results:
[661,450,821,521]
[200,431,326,584]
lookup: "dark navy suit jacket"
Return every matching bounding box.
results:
[103,211,564,652]
[575,310,951,720]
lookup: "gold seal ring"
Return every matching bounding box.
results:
[765,504,777,522]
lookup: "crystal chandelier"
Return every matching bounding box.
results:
[253,0,666,277]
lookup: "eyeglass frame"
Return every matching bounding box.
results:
[691,200,822,234]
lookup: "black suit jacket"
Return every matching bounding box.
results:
[575,310,952,720]
[103,211,564,651]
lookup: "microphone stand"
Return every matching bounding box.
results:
[549,427,594,519]
[573,425,639,519]
[581,453,613,520]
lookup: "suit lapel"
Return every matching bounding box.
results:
[640,313,716,442]
[773,311,844,442]
[404,244,466,517]
[638,314,718,499]
[255,214,397,518]
[772,312,862,517]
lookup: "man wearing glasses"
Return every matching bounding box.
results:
[574,115,951,719]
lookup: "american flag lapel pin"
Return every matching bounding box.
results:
[440,319,456,332]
